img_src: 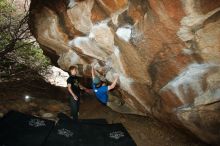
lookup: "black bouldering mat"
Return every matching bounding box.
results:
[43,116,80,146]
[78,123,105,146]
[102,123,137,146]
[78,123,136,146]
[0,110,55,146]
[50,113,136,146]
[44,113,108,146]
[79,119,108,125]
[0,111,136,146]
[57,112,108,125]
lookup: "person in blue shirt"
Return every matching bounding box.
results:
[91,66,119,105]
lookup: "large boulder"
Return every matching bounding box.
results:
[29,0,220,144]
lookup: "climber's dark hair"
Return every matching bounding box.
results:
[95,82,102,88]
[69,65,77,72]
[95,80,108,88]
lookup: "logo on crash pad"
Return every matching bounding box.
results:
[57,128,73,138]
[109,131,125,140]
[28,119,46,127]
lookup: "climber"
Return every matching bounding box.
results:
[91,66,119,106]
[67,65,89,121]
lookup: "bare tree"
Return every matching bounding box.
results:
[0,0,34,58]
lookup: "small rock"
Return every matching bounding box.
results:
[39,109,46,115]
[29,102,38,107]
[45,104,63,112]
[120,117,126,123]
[0,113,4,118]
[42,113,54,118]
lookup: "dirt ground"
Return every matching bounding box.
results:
[0,91,208,146]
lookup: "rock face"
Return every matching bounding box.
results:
[29,0,220,144]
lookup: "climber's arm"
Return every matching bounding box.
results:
[108,75,119,91]
[92,66,95,79]
[79,83,86,90]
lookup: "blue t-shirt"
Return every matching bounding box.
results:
[93,84,108,104]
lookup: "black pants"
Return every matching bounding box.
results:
[68,96,80,121]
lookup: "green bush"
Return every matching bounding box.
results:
[15,44,50,70]
[15,43,51,70]
[0,0,51,72]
